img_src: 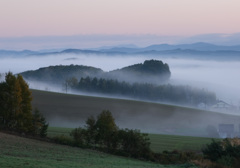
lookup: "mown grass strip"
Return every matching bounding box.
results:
[149,134,213,152]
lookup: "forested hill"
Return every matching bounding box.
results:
[108,60,171,83]
[20,60,171,84]
[20,65,104,84]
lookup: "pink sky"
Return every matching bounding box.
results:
[0,0,240,37]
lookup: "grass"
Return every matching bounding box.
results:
[47,127,213,153]
[47,127,73,137]
[149,134,213,153]
[0,132,197,168]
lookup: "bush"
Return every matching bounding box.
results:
[153,150,200,165]
[32,109,49,137]
[70,127,87,146]
[202,139,224,161]
[202,138,240,167]
[52,135,74,146]
[118,129,152,159]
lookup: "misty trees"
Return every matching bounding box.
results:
[71,76,216,106]
[0,72,48,136]
[62,77,78,93]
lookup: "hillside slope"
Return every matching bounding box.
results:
[31,89,240,137]
[0,132,171,168]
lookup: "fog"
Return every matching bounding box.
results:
[1,53,240,107]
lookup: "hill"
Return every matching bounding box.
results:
[0,132,176,168]
[31,89,240,137]
[108,60,171,83]
[20,60,171,84]
[21,64,104,84]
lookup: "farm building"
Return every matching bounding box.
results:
[218,124,235,138]
[211,100,238,113]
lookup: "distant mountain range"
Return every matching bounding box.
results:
[100,42,240,52]
[1,42,240,60]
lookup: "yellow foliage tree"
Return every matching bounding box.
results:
[0,72,35,133]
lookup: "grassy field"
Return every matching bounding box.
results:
[32,89,240,137]
[148,134,212,152]
[47,127,213,153]
[0,132,197,168]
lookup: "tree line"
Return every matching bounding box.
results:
[65,110,199,164]
[67,76,216,106]
[0,72,48,137]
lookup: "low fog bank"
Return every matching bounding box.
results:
[47,109,240,138]
[166,59,240,106]
[1,53,240,107]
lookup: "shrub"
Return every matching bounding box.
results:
[32,108,48,137]
[70,127,87,146]
[202,138,240,167]
[153,150,200,165]
[52,135,74,146]
[118,129,152,159]
[202,139,224,161]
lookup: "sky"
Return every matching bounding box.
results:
[0,0,240,37]
[0,0,240,50]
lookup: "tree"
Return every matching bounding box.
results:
[16,74,33,132]
[1,72,22,129]
[62,77,78,93]
[70,110,152,159]
[85,115,97,145]
[32,108,48,137]
[95,110,118,148]
[0,72,48,136]
[0,82,8,128]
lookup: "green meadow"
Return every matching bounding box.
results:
[0,132,197,168]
